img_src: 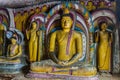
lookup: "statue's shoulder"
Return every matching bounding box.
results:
[51,30,62,34]
[73,31,82,36]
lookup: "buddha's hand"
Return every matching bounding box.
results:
[37,31,41,36]
[58,61,65,65]
[6,57,13,60]
[63,62,71,66]
[58,61,71,66]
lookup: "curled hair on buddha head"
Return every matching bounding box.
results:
[99,20,108,30]
[30,20,38,29]
[11,36,17,40]
[62,8,73,19]
[11,33,17,40]
[31,21,37,25]
[99,21,107,26]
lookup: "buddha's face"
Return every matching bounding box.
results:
[101,23,107,31]
[36,7,40,13]
[61,16,73,29]
[41,5,47,12]
[31,22,37,29]
[11,38,17,44]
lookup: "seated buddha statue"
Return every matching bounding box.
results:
[30,8,97,77]
[6,36,22,60]
[86,1,96,12]
[0,31,24,74]
[49,8,83,66]
[0,34,22,63]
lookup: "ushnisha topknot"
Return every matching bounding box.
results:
[63,8,70,15]
[62,8,72,18]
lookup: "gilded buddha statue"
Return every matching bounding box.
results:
[7,36,22,60]
[26,21,42,62]
[95,21,112,73]
[49,8,83,66]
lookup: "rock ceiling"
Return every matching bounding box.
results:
[0,0,52,8]
[0,0,113,8]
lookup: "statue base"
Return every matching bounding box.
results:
[27,60,97,78]
[0,58,24,74]
[26,72,98,80]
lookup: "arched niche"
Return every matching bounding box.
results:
[92,9,117,72]
[26,13,45,61]
[45,2,94,63]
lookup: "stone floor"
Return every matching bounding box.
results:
[0,73,120,80]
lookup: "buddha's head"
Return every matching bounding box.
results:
[35,7,40,13]
[61,8,73,30]
[100,21,107,31]
[87,1,93,11]
[11,37,17,44]
[31,21,37,30]
[41,5,47,12]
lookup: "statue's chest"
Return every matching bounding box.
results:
[99,32,109,41]
[10,45,18,52]
[30,31,37,37]
[56,32,74,44]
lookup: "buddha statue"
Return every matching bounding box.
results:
[86,1,96,12]
[0,33,22,63]
[49,8,83,66]
[0,31,24,74]
[14,12,23,31]
[7,36,22,60]
[26,21,41,62]
[41,5,48,13]
[35,7,40,14]
[95,21,112,73]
